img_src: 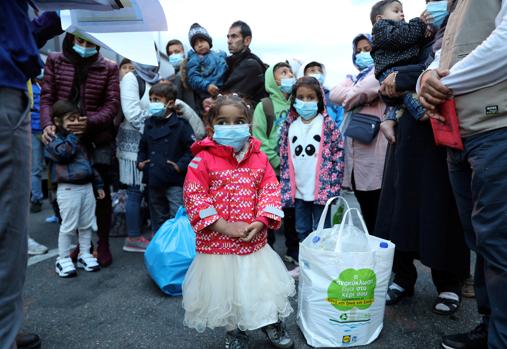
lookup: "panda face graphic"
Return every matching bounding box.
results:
[292,134,321,157]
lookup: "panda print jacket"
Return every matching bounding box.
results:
[279,110,345,207]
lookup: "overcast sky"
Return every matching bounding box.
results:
[160,0,426,86]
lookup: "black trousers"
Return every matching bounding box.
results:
[268,207,299,254]
[393,250,463,295]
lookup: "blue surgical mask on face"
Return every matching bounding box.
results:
[73,44,97,58]
[149,102,167,117]
[169,53,184,68]
[309,73,325,85]
[426,1,448,30]
[355,51,374,70]
[279,77,296,94]
[213,124,251,152]
[294,99,319,120]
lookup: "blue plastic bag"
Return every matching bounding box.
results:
[144,207,196,296]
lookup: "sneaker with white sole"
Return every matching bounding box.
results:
[123,236,150,253]
[262,322,294,349]
[28,237,48,255]
[77,253,101,272]
[55,257,77,278]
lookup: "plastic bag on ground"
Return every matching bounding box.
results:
[144,207,196,296]
[297,197,395,348]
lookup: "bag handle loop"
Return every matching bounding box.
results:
[316,196,350,233]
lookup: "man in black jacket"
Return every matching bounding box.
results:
[222,20,267,106]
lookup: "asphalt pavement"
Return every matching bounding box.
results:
[22,192,479,349]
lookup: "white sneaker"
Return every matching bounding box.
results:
[288,266,300,279]
[55,257,77,278]
[77,253,100,272]
[28,237,48,255]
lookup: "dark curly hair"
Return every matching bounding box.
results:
[206,94,252,126]
[290,76,325,115]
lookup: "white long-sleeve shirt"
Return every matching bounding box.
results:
[420,1,507,96]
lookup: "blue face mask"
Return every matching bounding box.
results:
[149,102,167,117]
[279,77,296,94]
[169,53,184,68]
[308,73,325,85]
[73,44,97,58]
[294,99,318,120]
[426,1,448,30]
[213,124,251,152]
[355,51,374,70]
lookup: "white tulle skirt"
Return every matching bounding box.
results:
[182,245,296,332]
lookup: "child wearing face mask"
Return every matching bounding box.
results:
[182,94,295,349]
[137,83,195,233]
[279,76,344,247]
[370,0,448,121]
[253,62,300,265]
[299,61,345,127]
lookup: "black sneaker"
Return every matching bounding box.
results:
[262,322,294,349]
[441,323,488,349]
[16,332,41,349]
[225,330,249,349]
[30,201,42,213]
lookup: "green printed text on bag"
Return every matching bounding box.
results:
[327,268,376,311]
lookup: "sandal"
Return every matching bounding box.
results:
[386,284,414,305]
[433,292,461,315]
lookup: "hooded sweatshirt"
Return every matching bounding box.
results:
[296,61,344,127]
[252,65,291,173]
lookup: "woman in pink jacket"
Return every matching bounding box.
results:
[40,33,120,267]
[330,33,388,233]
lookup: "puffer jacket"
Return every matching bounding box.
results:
[40,52,120,145]
[186,49,228,94]
[183,137,284,255]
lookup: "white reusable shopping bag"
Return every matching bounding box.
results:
[297,197,395,348]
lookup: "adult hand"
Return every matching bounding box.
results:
[137,159,150,170]
[96,189,106,200]
[240,221,265,242]
[67,116,88,135]
[42,125,56,144]
[380,72,400,98]
[167,160,181,173]
[419,69,452,111]
[380,120,397,144]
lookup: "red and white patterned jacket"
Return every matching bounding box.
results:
[183,137,283,255]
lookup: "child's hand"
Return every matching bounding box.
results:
[420,10,433,25]
[138,159,150,170]
[167,160,181,173]
[97,189,106,200]
[240,221,265,243]
[225,221,250,238]
[207,84,219,96]
[380,120,397,144]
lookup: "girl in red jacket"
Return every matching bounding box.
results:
[182,94,295,349]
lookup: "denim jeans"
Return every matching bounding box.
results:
[31,133,44,203]
[0,88,30,349]
[126,185,143,237]
[149,186,183,233]
[447,128,507,349]
[294,199,330,241]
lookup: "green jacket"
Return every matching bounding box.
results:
[252,65,291,173]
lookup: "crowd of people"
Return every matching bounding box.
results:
[1,0,507,348]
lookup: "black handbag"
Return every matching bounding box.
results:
[345,112,381,144]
